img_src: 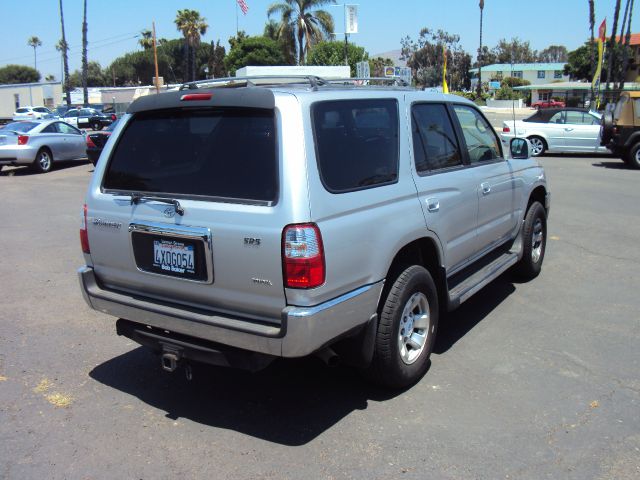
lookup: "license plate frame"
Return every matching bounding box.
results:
[129,222,213,283]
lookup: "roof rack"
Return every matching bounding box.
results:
[180,75,328,91]
[325,77,411,87]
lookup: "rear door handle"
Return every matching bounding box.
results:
[481,182,491,195]
[426,198,439,212]
[564,127,574,131]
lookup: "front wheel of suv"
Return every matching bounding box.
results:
[368,265,439,389]
[625,143,640,169]
[513,201,547,280]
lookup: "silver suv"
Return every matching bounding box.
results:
[78,76,550,388]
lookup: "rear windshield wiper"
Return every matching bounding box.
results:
[129,193,184,216]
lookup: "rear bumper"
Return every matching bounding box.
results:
[78,266,383,358]
[0,145,36,164]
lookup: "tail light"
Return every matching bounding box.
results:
[502,126,511,133]
[80,204,90,254]
[86,135,97,148]
[110,113,116,121]
[17,135,29,145]
[282,223,325,289]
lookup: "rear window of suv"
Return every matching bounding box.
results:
[312,99,399,192]
[102,108,278,205]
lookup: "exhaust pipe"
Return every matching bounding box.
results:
[315,347,340,368]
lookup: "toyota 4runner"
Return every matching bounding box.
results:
[78,76,550,388]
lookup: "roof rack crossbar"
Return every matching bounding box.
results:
[179,75,328,91]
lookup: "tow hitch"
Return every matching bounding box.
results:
[161,351,179,372]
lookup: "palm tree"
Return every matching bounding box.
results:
[264,19,296,65]
[619,0,635,90]
[605,0,622,92]
[267,0,335,65]
[27,36,42,71]
[139,29,153,50]
[477,0,484,97]
[81,0,88,106]
[58,0,71,105]
[175,9,208,82]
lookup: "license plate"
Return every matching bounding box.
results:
[152,239,195,275]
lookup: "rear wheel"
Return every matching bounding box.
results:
[528,136,546,156]
[514,201,547,280]
[368,265,439,389]
[33,148,53,173]
[625,143,640,169]
[92,122,102,131]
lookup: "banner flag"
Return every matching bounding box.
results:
[442,46,449,94]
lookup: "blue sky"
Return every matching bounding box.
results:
[0,0,634,80]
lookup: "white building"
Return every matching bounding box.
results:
[0,82,63,119]
[470,63,569,89]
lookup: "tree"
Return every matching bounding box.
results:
[477,0,484,97]
[264,19,297,65]
[58,0,71,105]
[27,36,42,71]
[224,36,285,75]
[267,0,335,65]
[207,40,227,78]
[475,45,497,66]
[81,0,88,105]
[45,74,56,81]
[619,0,635,90]
[605,0,622,91]
[565,41,624,82]
[139,29,153,50]
[306,41,367,76]
[401,28,471,90]
[0,65,40,84]
[538,45,568,62]
[492,38,538,63]
[369,56,394,77]
[175,9,208,82]
[589,0,595,89]
[68,61,108,88]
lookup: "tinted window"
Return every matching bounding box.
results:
[16,108,29,113]
[452,105,501,163]
[312,99,399,192]
[1,122,39,132]
[412,104,462,173]
[65,110,79,117]
[41,124,58,133]
[34,107,49,113]
[103,108,278,204]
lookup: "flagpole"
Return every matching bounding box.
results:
[235,1,239,36]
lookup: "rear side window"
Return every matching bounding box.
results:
[103,108,278,204]
[2,122,38,132]
[312,99,399,192]
[16,108,29,113]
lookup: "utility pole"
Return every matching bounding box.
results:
[152,21,160,94]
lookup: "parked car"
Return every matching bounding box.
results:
[12,106,55,121]
[0,120,87,173]
[63,108,116,130]
[501,107,607,156]
[531,99,566,109]
[78,77,549,389]
[86,119,118,165]
[600,91,640,169]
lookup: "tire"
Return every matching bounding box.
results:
[528,136,546,156]
[624,143,640,170]
[92,122,102,131]
[599,111,614,146]
[513,201,547,280]
[33,148,53,173]
[368,265,439,389]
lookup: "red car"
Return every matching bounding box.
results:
[531,99,566,109]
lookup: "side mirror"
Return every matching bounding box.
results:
[510,137,529,159]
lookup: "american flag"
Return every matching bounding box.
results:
[237,0,249,15]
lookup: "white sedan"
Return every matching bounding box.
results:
[501,108,608,156]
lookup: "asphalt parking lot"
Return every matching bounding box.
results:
[1,153,639,480]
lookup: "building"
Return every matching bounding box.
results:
[616,33,640,83]
[0,81,63,119]
[513,81,640,107]
[470,63,569,89]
